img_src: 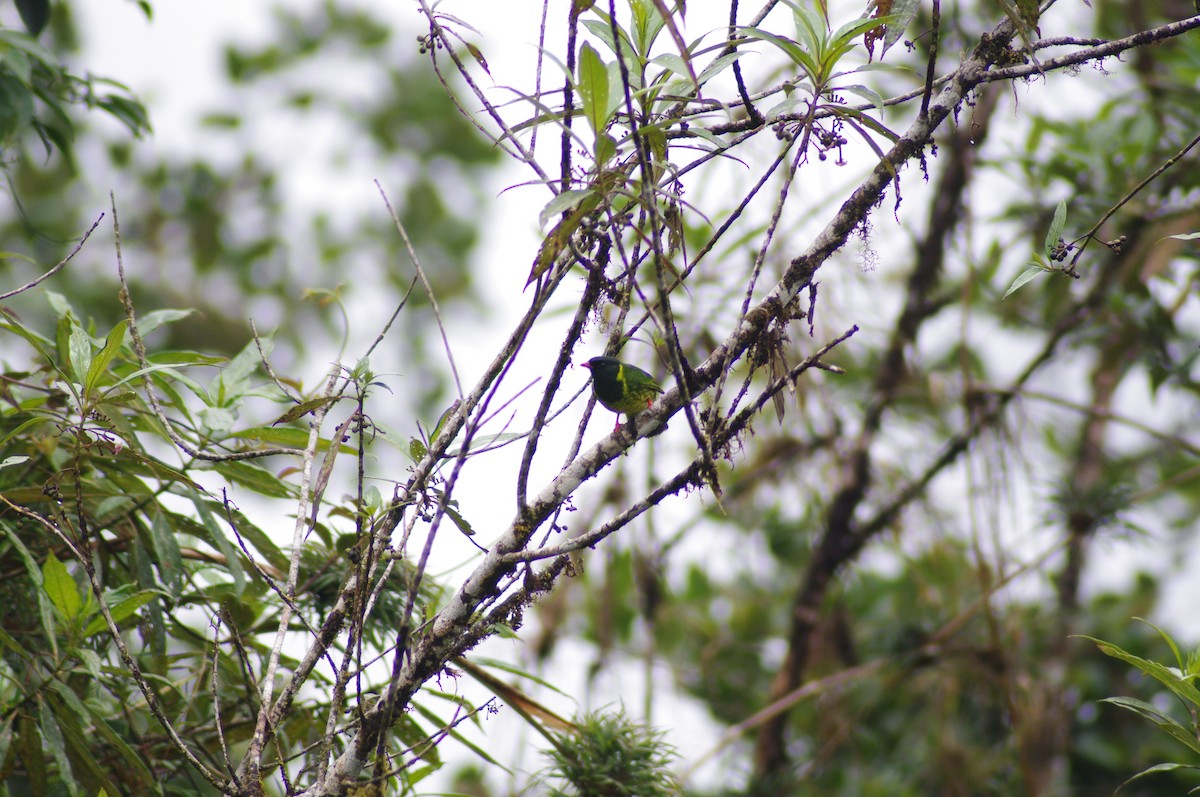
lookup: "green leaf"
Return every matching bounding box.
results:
[1,520,59,657]
[1081,634,1200,709]
[0,714,15,778]
[17,713,47,792]
[150,509,185,598]
[44,687,120,796]
[631,0,666,58]
[411,701,508,770]
[737,27,819,83]
[2,48,33,88]
[74,702,155,790]
[408,437,428,464]
[840,84,889,116]
[787,2,826,56]
[0,319,55,364]
[134,308,195,336]
[539,188,594,229]
[68,317,93,387]
[45,289,74,319]
[467,656,573,696]
[97,93,152,137]
[190,490,246,596]
[443,503,476,537]
[596,131,617,166]
[85,319,129,400]
[205,458,299,499]
[15,0,51,36]
[1003,266,1048,299]
[0,454,30,470]
[82,591,159,638]
[1156,231,1200,244]
[229,425,349,455]
[695,50,744,87]
[577,43,611,142]
[1135,616,1187,672]
[224,511,290,572]
[881,0,921,59]
[389,711,441,765]
[0,74,35,141]
[1100,696,1200,754]
[38,696,76,794]
[270,396,341,425]
[215,336,271,405]
[0,623,32,665]
[0,29,58,68]
[200,405,237,433]
[1117,762,1200,791]
[464,40,490,75]
[582,15,635,66]
[42,551,83,622]
[650,52,689,79]
[829,14,891,52]
[1044,200,1067,256]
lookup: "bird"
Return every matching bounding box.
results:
[581,355,663,430]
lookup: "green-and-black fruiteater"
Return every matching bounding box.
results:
[582,356,663,429]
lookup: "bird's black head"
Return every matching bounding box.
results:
[582,356,621,380]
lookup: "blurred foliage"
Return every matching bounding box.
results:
[0,0,149,162]
[0,0,500,419]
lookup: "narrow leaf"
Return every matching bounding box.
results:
[1100,696,1200,753]
[538,189,594,229]
[150,509,185,598]
[190,490,246,595]
[1003,266,1047,299]
[1,521,58,657]
[1081,635,1200,708]
[882,0,920,59]
[1045,200,1067,255]
[216,335,271,404]
[83,591,159,638]
[68,318,92,386]
[577,43,610,140]
[1118,762,1200,791]
[1157,232,1200,244]
[85,319,129,399]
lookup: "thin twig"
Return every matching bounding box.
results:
[919,0,940,120]
[362,274,419,361]
[530,0,551,156]
[375,181,464,399]
[1067,129,1200,271]
[210,614,241,788]
[251,319,300,404]
[727,0,764,125]
[414,0,550,185]
[0,213,104,301]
